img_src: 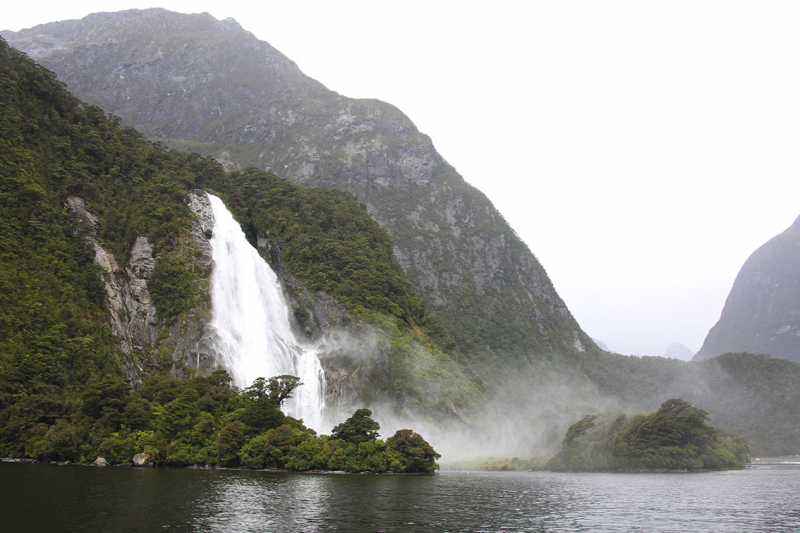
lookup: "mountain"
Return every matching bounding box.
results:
[0,34,462,466]
[2,9,597,369]
[3,14,800,458]
[663,342,694,361]
[0,34,480,442]
[694,216,800,363]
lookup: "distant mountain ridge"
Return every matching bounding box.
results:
[694,215,800,363]
[2,9,597,366]
[663,342,694,361]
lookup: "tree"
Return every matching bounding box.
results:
[331,408,381,444]
[155,388,200,439]
[616,399,714,459]
[216,421,248,467]
[546,415,597,471]
[80,375,129,420]
[563,415,597,445]
[238,424,306,469]
[548,400,750,472]
[244,375,302,406]
[238,396,285,433]
[385,429,441,473]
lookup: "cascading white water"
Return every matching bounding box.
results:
[205,193,325,430]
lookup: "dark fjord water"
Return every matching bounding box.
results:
[2,461,799,532]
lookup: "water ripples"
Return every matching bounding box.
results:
[2,462,799,532]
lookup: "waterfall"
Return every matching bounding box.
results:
[205,193,325,431]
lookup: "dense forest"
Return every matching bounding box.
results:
[0,36,456,466]
[0,368,439,472]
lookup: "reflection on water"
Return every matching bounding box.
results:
[193,473,332,531]
[1,462,799,532]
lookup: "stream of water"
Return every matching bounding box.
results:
[205,194,326,430]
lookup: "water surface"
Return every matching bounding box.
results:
[1,461,798,532]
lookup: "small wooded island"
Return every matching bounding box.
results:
[547,399,750,472]
[0,371,440,473]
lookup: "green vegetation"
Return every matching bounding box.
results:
[693,353,800,457]
[547,399,750,472]
[581,351,800,456]
[148,260,199,325]
[0,35,473,455]
[222,168,452,344]
[241,407,440,473]
[0,35,230,400]
[0,367,440,472]
[442,456,547,472]
[1,38,119,396]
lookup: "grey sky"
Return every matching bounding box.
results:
[5,1,800,357]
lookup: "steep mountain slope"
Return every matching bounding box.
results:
[0,35,479,431]
[0,36,467,462]
[2,9,597,365]
[0,34,201,393]
[694,216,800,363]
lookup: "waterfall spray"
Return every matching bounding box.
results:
[205,194,325,430]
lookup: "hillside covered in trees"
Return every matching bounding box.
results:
[1,367,440,472]
[0,34,478,460]
[2,9,598,369]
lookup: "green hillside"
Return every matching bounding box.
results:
[581,351,800,456]
[0,37,479,460]
[2,9,598,368]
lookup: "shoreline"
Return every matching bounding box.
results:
[0,457,435,475]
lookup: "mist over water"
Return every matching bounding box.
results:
[206,194,325,430]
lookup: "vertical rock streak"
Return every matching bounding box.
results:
[206,194,325,429]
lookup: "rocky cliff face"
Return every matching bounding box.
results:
[66,196,158,384]
[3,9,596,364]
[254,227,387,413]
[694,215,800,363]
[65,193,219,384]
[66,187,388,409]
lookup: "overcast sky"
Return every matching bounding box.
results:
[5,1,800,357]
